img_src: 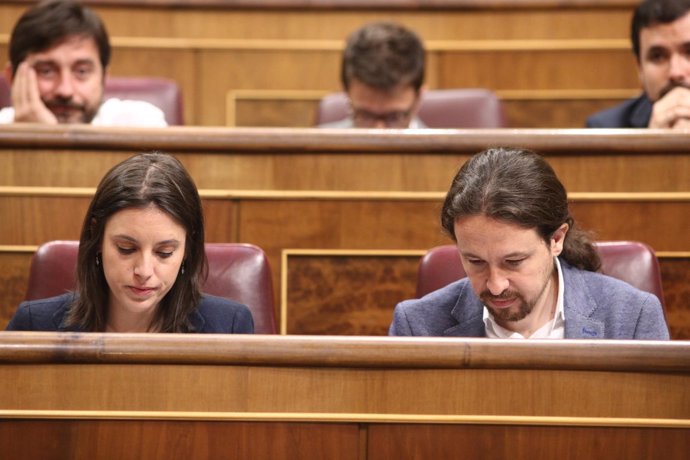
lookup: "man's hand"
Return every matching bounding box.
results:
[648,86,690,129]
[10,61,58,124]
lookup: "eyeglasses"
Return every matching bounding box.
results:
[350,104,416,128]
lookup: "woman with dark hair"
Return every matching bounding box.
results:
[7,152,253,333]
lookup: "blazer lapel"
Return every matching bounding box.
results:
[443,282,485,337]
[562,262,605,338]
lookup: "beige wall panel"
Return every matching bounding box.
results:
[107,48,198,125]
[197,50,340,126]
[438,50,639,90]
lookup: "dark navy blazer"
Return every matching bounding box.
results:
[586,94,652,128]
[5,292,254,333]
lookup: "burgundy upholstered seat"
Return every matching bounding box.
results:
[25,241,276,333]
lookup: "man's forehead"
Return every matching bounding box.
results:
[28,35,100,60]
[640,12,690,48]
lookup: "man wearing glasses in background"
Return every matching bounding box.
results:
[319,21,427,129]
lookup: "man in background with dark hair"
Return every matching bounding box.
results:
[320,21,426,129]
[390,148,669,339]
[1,0,166,126]
[587,0,690,128]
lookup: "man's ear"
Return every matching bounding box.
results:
[550,223,569,256]
[3,62,14,85]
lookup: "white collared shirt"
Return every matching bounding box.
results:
[483,257,565,339]
[0,98,167,127]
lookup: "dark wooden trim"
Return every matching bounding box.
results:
[1,125,690,154]
[0,333,688,372]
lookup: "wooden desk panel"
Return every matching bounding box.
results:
[0,420,360,460]
[1,126,689,192]
[368,424,690,460]
[0,334,688,460]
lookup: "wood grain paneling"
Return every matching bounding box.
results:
[662,258,690,340]
[1,127,689,192]
[368,424,690,460]
[0,420,360,460]
[0,249,32,328]
[283,251,421,335]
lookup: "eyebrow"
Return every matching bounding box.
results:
[111,235,181,246]
[460,251,530,259]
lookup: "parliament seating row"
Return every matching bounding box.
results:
[0,126,688,336]
[18,239,669,336]
[0,1,643,127]
[1,191,688,338]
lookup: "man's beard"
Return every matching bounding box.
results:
[480,272,553,324]
[44,96,98,123]
[481,290,533,323]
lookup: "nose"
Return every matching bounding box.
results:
[668,53,689,83]
[54,71,75,98]
[133,254,154,279]
[486,267,509,296]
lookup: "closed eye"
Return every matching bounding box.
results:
[466,258,484,266]
[117,246,136,255]
[505,259,525,267]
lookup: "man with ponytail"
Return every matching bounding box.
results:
[390,148,669,339]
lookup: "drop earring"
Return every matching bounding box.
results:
[180,263,185,275]
[96,253,101,266]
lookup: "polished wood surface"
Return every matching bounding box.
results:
[1,126,689,192]
[1,334,687,459]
